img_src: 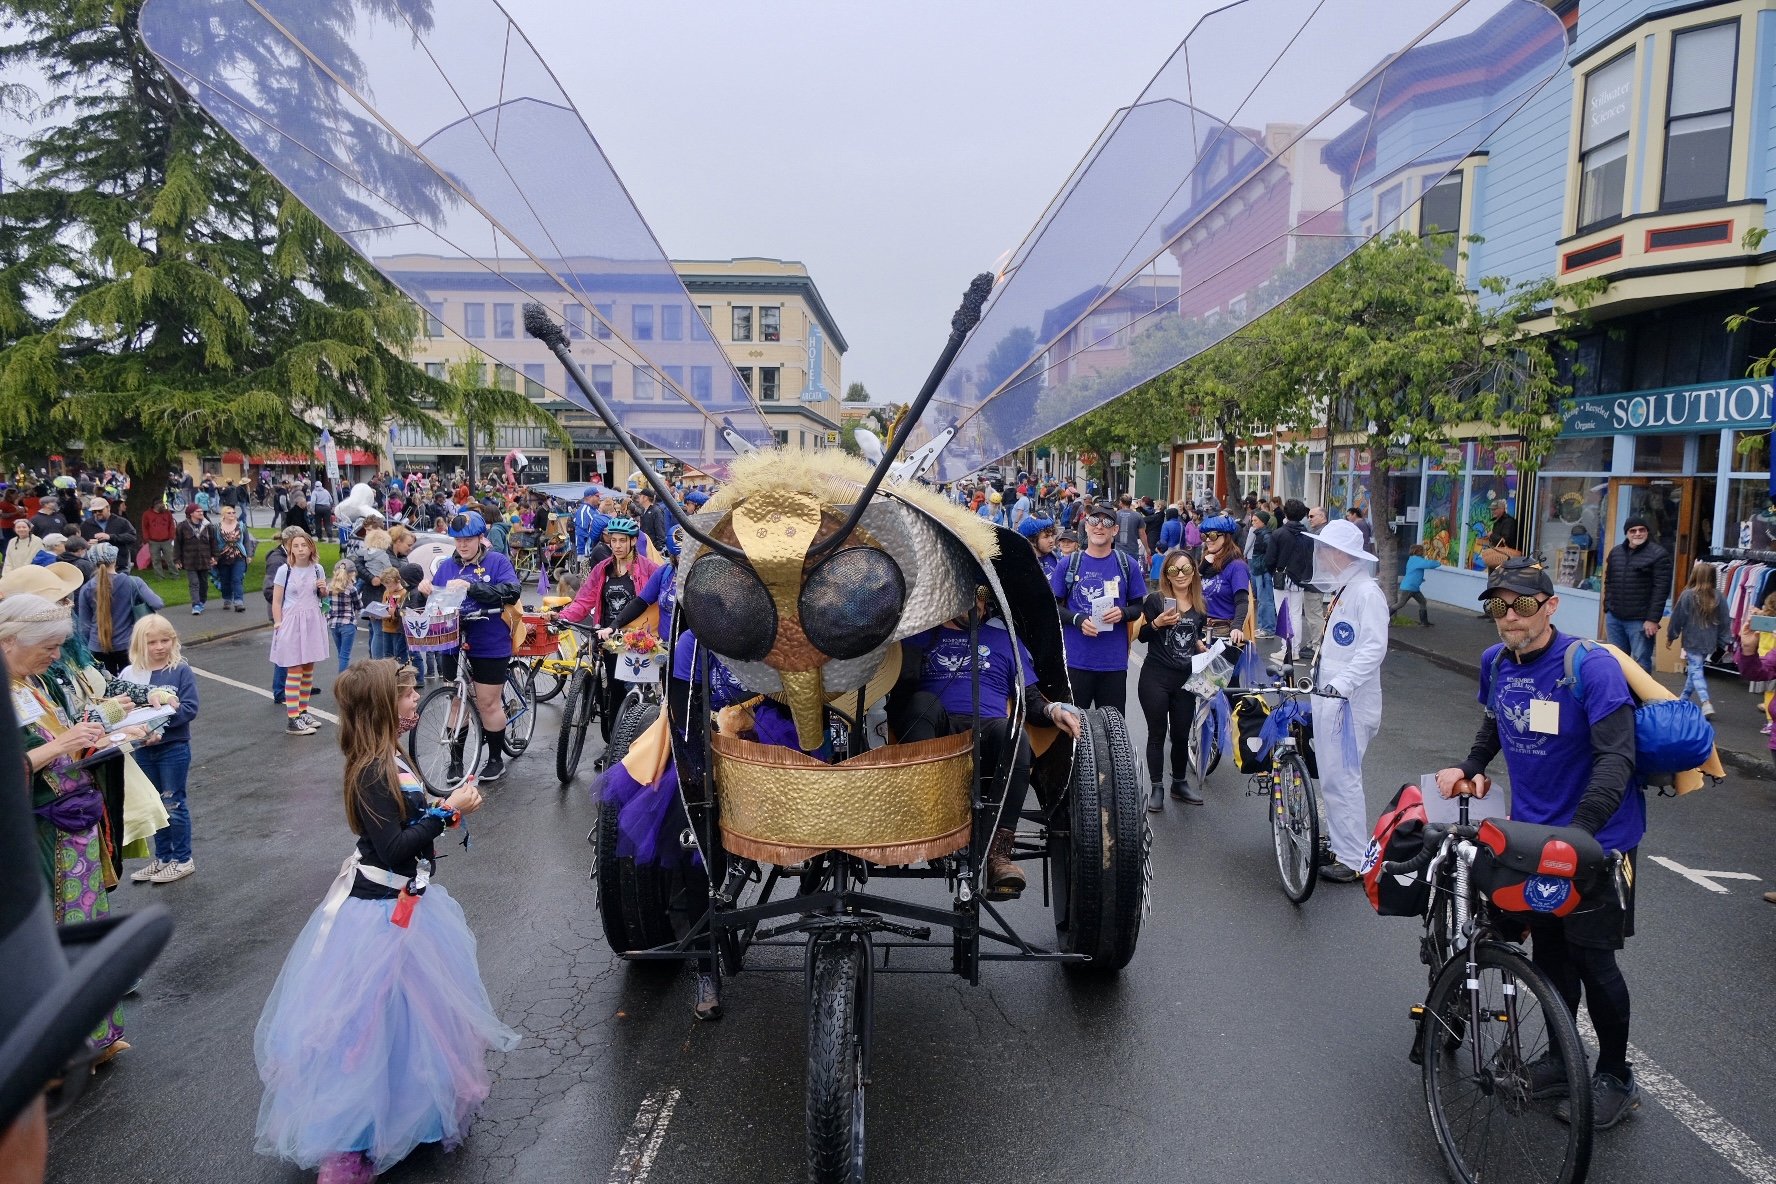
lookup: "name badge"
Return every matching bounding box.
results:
[12,688,45,727]
[1528,699,1560,735]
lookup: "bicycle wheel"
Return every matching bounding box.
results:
[1270,749,1319,904]
[511,547,539,586]
[502,663,538,756]
[1422,943,1592,1184]
[806,935,868,1184]
[531,658,565,703]
[555,671,593,783]
[409,685,483,794]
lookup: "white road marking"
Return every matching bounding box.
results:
[1647,855,1762,895]
[607,1086,681,1183]
[1578,1014,1776,1183]
[188,663,339,725]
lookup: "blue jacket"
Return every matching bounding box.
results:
[75,572,164,655]
[126,662,200,746]
[1399,555,1440,593]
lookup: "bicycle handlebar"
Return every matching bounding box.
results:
[1379,822,1479,876]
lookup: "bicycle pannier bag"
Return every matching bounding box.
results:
[1229,692,1273,774]
[1472,818,1606,917]
[1362,782,1430,917]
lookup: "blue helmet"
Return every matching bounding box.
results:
[1201,514,1241,536]
[1017,516,1055,539]
[446,509,488,538]
[604,517,640,537]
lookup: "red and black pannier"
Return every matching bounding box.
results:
[1472,818,1606,917]
[1362,783,1430,917]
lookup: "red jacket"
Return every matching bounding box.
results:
[142,505,176,542]
[560,551,659,628]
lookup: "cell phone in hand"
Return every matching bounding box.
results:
[1751,615,1776,633]
[1164,597,1178,613]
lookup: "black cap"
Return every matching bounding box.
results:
[1084,503,1116,523]
[1624,516,1648,532]
[1478,556,1554,601]
[1058,529,1080,543]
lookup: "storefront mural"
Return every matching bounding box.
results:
[1464,444,1520,571]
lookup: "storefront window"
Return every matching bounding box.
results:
[1463,444,1521,572]
[1725,478,1776,552]
[1632,433,1686,473]
[1539,476,1606,591]
[1421,447,1462,566]
[1542,436,1609,473]
[1325,447,1370,517]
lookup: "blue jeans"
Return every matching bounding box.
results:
[333,623,357,672]
[217,558,246,603]
[271,664,286,705]
[1604,613,1656,673]
[1682,651,1711,704]
[1252,570,1277,633]
[135,741,192,864]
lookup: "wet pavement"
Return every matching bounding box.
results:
[42,619,1776,1184]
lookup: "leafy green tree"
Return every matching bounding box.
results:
[843,381,870,403]
[0,0,557,523]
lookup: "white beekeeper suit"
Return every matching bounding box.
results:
[1308,519,1389,875]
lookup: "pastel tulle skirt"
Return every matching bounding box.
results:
[254,884,521,1170]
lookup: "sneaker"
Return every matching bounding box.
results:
[1763,890,1776,905]
[235,602,246,613]
[148,859,194,884]
[191,603,203,615]
[130,859,167,884]
[447,758,465,784]
[1318,859,1359,883]
[1523,1051,1571,1099]
[478,754,506,783]
[1700,700,1715,718]
[1558,1068,1642,1129]
[1761,722,1772,736]
[298,711,320,730]
[285,718,317,736]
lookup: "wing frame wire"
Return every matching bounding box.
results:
[237,0,767,443]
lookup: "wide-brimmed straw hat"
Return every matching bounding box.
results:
[0,562,86,602]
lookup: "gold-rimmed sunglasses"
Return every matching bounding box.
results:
[1166,563,1195,578]
[1480,594,1549,619]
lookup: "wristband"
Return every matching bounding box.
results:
[422,804,461,828]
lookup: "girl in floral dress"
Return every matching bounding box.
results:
[270,528,330,736]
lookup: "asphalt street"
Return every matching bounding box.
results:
[41,626,1776,1184]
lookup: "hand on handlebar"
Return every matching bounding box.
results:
[1433,768,1490,799]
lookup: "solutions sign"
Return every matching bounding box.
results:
[1561,379,1776,437]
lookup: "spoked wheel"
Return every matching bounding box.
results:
[511,548,539,586]
[806,935,869,1184]
[409,686,482,794]
[502,663,538,756]
[1422,944,1592,1184]
[1054,707,1146,973]
[1270,749,1319,904]
[556,670,597,783]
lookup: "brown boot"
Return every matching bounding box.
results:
[986,828,1026,898]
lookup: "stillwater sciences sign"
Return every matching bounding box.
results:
[1561,379,1776,438]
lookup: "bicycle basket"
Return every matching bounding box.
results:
[402,588,465,654]
[513,613,559,658]
[1472,818,1606,917]
[1229,692,1272,774]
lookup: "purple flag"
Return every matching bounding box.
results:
[1277,598,1295,643]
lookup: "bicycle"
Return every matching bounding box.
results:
[1233,680,1333,905]
[554,618,613,783]
[1383,790,1599,1184]
[523,618,587,703]
[408,615,538,794]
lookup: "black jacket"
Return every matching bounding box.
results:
[1272,520,1313,588]
[1604,540,1673,623]
[1248,525,1273,575]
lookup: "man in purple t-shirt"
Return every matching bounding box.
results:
[1049,502,1147,714]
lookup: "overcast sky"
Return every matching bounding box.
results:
[498,0,1215,404]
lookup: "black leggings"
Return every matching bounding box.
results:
[1137,660,1195,784]
[1528,926,1632,1080]
[1068,666,1127,715]
[891,692,1031,832]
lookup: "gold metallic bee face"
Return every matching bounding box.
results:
[680,490,907,749]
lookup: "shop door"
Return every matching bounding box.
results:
[1604,477,1700,611]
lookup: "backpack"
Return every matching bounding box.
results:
[1062,547,1133,609]
[263,545,287,604]
[1229,691,1272,774]
[1487,638,1715,787]
[1361,782,1432,917]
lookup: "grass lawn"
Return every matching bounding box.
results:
[136,527,342,608]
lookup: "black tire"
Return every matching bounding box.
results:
[1270,749,1319,904]
[592,700,675,952]
[1422,944,1592,1184]
[556,671,594,783]
[410,685,481,794]
[531,659,564,703]
[1055,707,1144,973]
[806,937,867,1184]
[502,663,537,756]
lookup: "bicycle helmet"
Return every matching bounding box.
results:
[1017,515,1055,539]
[604,517,640,537]
[446,509,488,538]
[1201,513,1241,535]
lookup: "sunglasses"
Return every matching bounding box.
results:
[1084,516,1115,526]
[1166,565,1194,577]
[1481,594,1550,619]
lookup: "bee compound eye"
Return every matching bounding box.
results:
[798,547,906,661]
[680,553,777,662]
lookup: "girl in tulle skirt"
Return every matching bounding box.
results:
[254,660,518,1183]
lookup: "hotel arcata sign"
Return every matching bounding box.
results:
[1561,379,1776,438]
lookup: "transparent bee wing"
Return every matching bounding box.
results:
[917,0,1567,483]
[139,0,775,475]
